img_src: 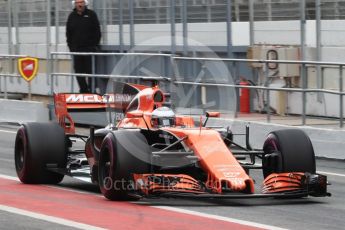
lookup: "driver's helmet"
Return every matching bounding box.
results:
[151,106,175,128]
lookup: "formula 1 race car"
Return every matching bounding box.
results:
[14,81,330,201]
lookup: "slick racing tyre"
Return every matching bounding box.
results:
[262,129,316,178]
[98,130,150,201]
[14,122,67,184]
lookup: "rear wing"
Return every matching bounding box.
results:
[53,82,145,133]
[54,93,135,134]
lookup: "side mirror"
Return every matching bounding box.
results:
[206,111,220,118]
[203,111,220,127]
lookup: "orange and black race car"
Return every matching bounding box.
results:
[14,81,330,201]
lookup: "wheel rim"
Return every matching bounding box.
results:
[264,134,279,153]
[263,134,281,177]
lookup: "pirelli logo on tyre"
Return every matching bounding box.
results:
[18,57,39,82]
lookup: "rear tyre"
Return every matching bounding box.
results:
[262,129,315,178]
[98,130,150,201]
[14,122,67,184]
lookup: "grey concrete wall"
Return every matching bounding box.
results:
[0,99,49,123]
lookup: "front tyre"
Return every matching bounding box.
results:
[262,129,315,178]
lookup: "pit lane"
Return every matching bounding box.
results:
[0,126,344,230]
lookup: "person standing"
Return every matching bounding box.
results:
[66,0,101,93]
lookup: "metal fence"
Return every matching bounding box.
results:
[49,51,345,127]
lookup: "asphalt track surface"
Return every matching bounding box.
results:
[0,125,344,230]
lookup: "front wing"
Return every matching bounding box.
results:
[132,172,330,199]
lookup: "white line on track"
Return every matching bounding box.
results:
[0,174,19,181]
[0,205,106,230]
[250,165,345,178]
[153,206,287,230]
[0,158,13,163]
[318,171,345,178]
[0,175,105,229]
[0,129,16,134]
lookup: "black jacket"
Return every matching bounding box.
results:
[66,8,101,52]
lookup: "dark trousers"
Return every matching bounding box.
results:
[73,54,92,93]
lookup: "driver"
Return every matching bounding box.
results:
[151,107,176,128]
